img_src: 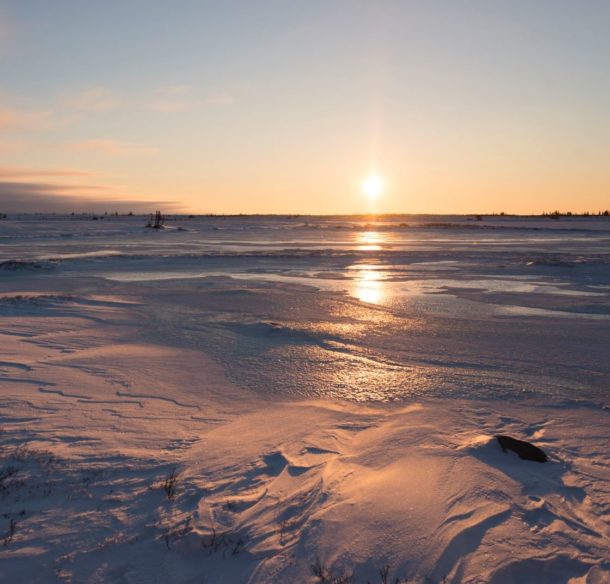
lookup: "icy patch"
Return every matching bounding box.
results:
[498,305,610,320]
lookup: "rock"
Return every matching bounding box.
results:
[495,435,548,463]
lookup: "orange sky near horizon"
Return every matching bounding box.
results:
[1,2,609,215]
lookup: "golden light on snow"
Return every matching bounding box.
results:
[350,263,385,304]
[357,231,382,251]
[361,174,384,200]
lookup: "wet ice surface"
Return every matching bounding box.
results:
[1,214,609,404]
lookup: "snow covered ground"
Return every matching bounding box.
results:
[0,215,609,583]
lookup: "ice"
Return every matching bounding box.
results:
[0,214,608,583]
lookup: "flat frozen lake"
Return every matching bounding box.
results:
[2,214,609,404]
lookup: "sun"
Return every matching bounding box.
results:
[361,174,384,200]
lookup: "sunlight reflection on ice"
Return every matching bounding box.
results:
[356,231,383,251]
[350,232,387,304]
[349,264,385,304]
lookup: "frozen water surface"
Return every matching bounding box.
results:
[1,214,609,584]
[1,214,609,404]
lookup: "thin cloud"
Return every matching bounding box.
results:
[0,106,53,132]
[1,86,125,136]
[148,86,236,112]
[204,93,236,106]
[0,94,81,133]
[0,166,99,178]
[149,85,193,113]
[59,87,127,114]
[0,139,28,152]
[154,85,192,96]
[68,139,158,157]
[149,99,191,113]
[0,85,124,140]
[0,181,180,213]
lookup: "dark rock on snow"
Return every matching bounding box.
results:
[495,435,548,463]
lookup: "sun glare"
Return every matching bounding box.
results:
[350,263,385,304]
[361,174,384,200]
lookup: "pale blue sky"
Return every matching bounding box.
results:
[1,1,609,213]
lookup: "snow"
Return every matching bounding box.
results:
[0,215,609,583]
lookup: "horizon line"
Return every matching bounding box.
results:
[4,211,609,218]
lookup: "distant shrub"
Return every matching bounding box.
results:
[162,468,179,501]
[2,518,16,547]
[146,210,165,229]
[310,556,354,583]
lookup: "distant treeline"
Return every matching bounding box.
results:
[1,210,609,220]
[542,210,610,218]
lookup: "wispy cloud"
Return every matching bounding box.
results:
[0,166,99,178]
[0,86,125,136]
[0,181,180,213]
[68,139,158,157]
[59,86,127,114]
[0,106,53,132]
[204,93,236,106]
[0,139,28,153]
[1,83,237,136]
[148,86,236,112]
[148,85,193,113]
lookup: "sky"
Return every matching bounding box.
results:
[0,0,609,214]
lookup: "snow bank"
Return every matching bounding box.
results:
[0,284,608,583]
